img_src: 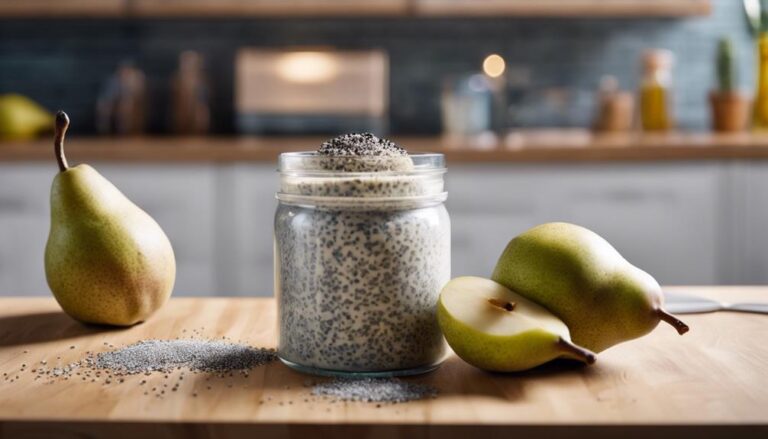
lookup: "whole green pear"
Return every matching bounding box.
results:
[0,94,53,140]
[45,111,175,326]
[491,222,688,353]
[438,276,595,372]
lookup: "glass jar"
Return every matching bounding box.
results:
[274,152,450,377]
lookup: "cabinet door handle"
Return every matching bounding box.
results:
[572,190,675,203]
[447,203,537,215]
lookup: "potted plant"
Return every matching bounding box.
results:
[710,37,751,132]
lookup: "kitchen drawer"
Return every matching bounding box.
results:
[451,212,543,278]
[447,166,554,276]
[446,163,721,285]
[736,162,768,284]
[540,164,721,285]
[217,164,277,296]
[0,165,56,295]
[446,165,543,215]
[0,164,52,215]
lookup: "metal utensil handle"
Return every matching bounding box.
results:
[724,303,768,314]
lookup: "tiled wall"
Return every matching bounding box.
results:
[0,0,752,134]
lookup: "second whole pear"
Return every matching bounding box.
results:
[491,222,688,353]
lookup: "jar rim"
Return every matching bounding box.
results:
[278,151,445,175]
[276,151,447,207]
[275,191,448,209]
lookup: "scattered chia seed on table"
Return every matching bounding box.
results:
[91,339,277,374]
[312,378,438,403]
[26,337,276,396]
[276,134,450,374]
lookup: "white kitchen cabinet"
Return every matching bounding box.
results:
[734,162,768,284]
[0,159,760,297]
[447,166,550,277]
[447,164,722,285]
[538,164,722,285]
[217,164,278,296]
[96,164,218,296]
[0,164,56,295]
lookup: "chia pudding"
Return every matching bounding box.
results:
[275,134,450,376]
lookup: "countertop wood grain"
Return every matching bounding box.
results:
[4,132,768,164]
[0,287,766,438]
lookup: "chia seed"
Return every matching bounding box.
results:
[316,133,413,172]
[318,133,406,157]
[91,339,277,374]
[27,338,276,389]
[312,378,438,403]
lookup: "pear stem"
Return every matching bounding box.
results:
[557,337,596,364]
[54,110,70,172]
[658,309,690,335]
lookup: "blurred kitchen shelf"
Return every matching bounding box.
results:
[0,0,123,17]
[128,0,408,17]
[3,132,768,163]
[414,0,711,17]
[0,0,709,18]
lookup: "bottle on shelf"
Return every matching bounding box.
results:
[96,61,147,136]
[639,49,674,132]
[753,33,768,131]
[170,51,210,135]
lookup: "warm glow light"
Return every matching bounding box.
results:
[276,52,339,84]
[483,54,506,78]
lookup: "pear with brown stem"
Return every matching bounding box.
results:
[45,111,176,326]
[492,222,689,353]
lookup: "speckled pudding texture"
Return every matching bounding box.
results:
[275,133,450,374]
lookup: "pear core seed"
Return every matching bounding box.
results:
[488,298,516,312]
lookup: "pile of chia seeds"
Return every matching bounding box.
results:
[91,339,277,374]
[311,377,438,403]
[318,133,407,157]
[4,337,443,405]
[20,336,277,398]
[316,132,413,172]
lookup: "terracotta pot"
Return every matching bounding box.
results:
[710,91,751,132]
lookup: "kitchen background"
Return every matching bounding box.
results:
[0,0,752,133]
[1,0,767,296]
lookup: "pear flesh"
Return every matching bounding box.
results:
[491,222,688,353]
[437,276,596,372]
[45,111,175,326]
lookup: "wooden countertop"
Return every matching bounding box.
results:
[4,132,768,164]
[0,287,766,438]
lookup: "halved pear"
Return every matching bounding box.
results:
[437,276,596,372]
